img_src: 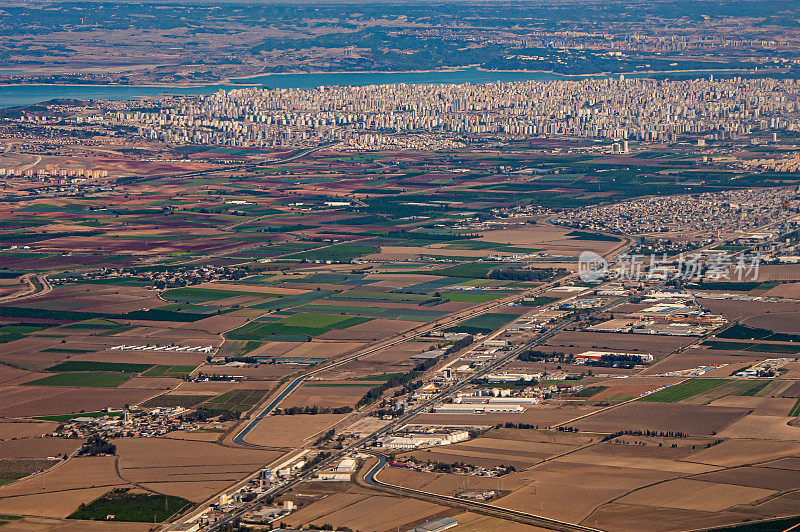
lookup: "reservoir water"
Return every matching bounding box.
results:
[0,66,750,108]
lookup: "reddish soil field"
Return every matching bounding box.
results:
[0,386,160,417]
[317,318,418,341]
[570,402,749,436]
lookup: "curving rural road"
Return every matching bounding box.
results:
[360,454,603,532]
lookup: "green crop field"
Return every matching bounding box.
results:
[41,348,94,354]
[0,515,22,526]
[297,304,443,322]
[285,243,378,261]
[0,324,47,334]
[566,230,621,242]
[279,312,354,327]
[33,411,122,423]
[442,290,511,303]
[738,381,771,397]
[330,291,432,302]
[703,340,800,354]
[23,372,132,388]
[639,379,731,403]
[790,397,800,417]
[573,386,606,397]
[716,324,800,343]
[162,287,279,303]
[67,488,192,522]
[228,313,371,340]
[207,389,269,412]
[45,361,153,373]
[445,312,518,334]
[521,296,559,307]
[429,262,500,279]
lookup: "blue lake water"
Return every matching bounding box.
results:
[0,67,748,108]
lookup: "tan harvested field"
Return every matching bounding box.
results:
[114,437,281,501]
[313,359,415,381]
[779,381,800,398]
[764,457,800,470]
[582,502,757,532]
[743,311,800,333]
[312,340,428,379]
[0,386,159,417]
[376,466,451,491]
[590,377,680,400]
[478,226,619,256]
[493,461,676,523]
[752,397,797,416]
[0,421,53,440]
[404,449,534,471]
[244,340,303,357]
[616,478,775,512]
[554,446,717,474]
[0,365,33,385]
[708,395,763,409]
[486,427,595,445]
[163,429,226,442]
[166,313,252,335]
[688,439,800,467]
[0,337,87,371]
[138,479,234,502]
[571,402,749,435]
[1,517,154,531]
[727,490,800,521]
[0,456,125,517]
[317,318,418,341]
[0,438,81,459]
[780,362,800,379]
[284,489,450,532]
[445,436,577,457]
[693,465,800,491]
[242,413,347,448]
[17,284,162,313]
[279,383,372,409]
[717,414,800,441]
[447,512,548,532]
[117,376,178,389]
[282,340,366,359]
[763,282,800,298]
[0,487,121,520]
[702,299,800,321]
[753,264,800,281]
